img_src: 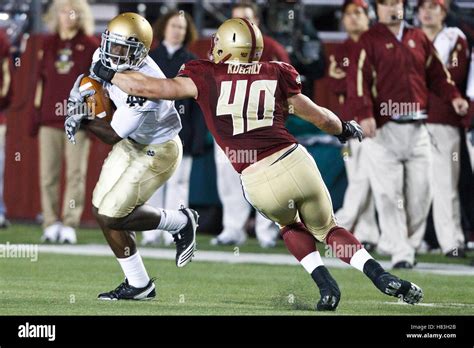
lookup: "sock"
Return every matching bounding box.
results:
[325,226,363,264]
[300,251,324,273]
[157,209,187,234]
[281,222,318,263]
[281,222,325,272]
[350,248,374,272]
[117,251,150,288]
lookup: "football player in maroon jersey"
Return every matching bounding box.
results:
[92,18,424,309]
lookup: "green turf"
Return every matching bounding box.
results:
[1,223,473,315]
[1,223,473,264]
[1,253,473,315]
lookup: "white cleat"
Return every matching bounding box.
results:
[58,226,77,244]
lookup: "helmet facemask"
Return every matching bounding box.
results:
[100,30,148,72]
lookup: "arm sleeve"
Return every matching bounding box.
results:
[447,35,470,88]
[425,37,461,102]
[327,46,347,97]
[346,37,374,121]
[276,62,302,97]
[177,60,211,101]
[110,106,147,139]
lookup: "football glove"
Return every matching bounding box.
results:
[65,74,95,144]
[335,120,364,144]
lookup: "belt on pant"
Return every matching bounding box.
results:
[270,144,299,166]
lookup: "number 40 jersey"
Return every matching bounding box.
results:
[178,59,302,173]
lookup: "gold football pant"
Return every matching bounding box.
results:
[92,136,182,218]
[241,144,337,242]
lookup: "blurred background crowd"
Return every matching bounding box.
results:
[0,0,473,268]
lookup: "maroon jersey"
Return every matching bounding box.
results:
[178,59,301,173]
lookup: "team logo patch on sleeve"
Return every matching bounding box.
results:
[126,95,147,107]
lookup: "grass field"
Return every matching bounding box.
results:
[1,224,474,315]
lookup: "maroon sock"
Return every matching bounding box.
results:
[325,226,363,264]
[280,222,317,261]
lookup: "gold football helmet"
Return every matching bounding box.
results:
[212,18,264,63]
[100,12,153,72]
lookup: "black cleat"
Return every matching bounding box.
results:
[98,278,156,301]
[374,272,423,305]
[311,266,341,311]
[364,259,423,305]
[174,208,199,268]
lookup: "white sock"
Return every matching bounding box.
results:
[300,251,324,274]
[157,209,187,234]
[117,251,150,288]
[350,248,373,273]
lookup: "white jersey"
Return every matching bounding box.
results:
[91,48,182,145]
[433,26,467,66]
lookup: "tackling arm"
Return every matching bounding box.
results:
[112,72,198,101]
[288,93,343,135]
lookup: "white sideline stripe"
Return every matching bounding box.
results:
[384,302,474,308]
[30,244,474,276]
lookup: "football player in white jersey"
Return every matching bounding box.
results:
[64,13,198,300]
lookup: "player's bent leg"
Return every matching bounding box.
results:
[290,145,423,305]
[93,137,198,267]
[325,226,423,305]
[241,145,340,310]
[92,206,156,300]
[280,222,340,311]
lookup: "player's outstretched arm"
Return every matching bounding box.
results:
[289,93,343,134]
[288,93,363,143]
[112,72,198,101]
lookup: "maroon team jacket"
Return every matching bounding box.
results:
[346,22,461,128]
[328,38,360,122]
[426,29,471,128]
[33,31,99,130]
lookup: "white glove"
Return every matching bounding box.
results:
[65,74,95,144]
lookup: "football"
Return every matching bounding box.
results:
[79,75,114,122]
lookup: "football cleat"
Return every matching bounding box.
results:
[98,278,156,301]
[174,208,199,268]
[312,266,341,311]
[374,272,423,305]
